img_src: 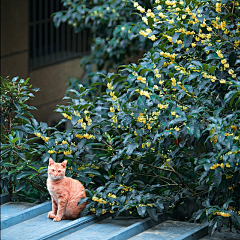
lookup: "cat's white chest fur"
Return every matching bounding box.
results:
[47,183,58,203]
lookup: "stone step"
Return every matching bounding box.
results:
[1,201,36,221]
[129,220,208,240]
[59,214,167,240]
[2,199,227,240]
[200,227,240,240]
[1,210,109,240]
[1,201,51,229]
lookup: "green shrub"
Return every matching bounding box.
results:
[52,0,152,92]
[1,0,240,235]
[53,0,240,234]
[0,76,53,202]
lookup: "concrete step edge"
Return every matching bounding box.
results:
[107,213,167,240]
[173,223,209,240]
[1,201,51,230]
[33,213,111,240]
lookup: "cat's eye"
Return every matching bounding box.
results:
[52,169,54,172]
[58,170,61,173]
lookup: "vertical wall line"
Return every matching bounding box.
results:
[62,21,66,59]
[73,27,76,56]
[50,0,54,63]
[67,23,70,58]
[33,0,37,69]
[56,0,60,60]
[45,0,48,65]
[39,0,43,66]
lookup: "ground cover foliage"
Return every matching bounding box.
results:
[1,0,240,235]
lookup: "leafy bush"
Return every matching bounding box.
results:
[1,0,240,235]
[52,0,240,234]
[0,76,54,202]
[52,0,152,92]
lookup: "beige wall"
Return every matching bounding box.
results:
[1,0,29,79]
[29,58,84,124]
[1,0,85,125]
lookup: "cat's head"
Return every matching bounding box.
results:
[48,158,67,180]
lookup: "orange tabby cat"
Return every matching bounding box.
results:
[47,158,87,221]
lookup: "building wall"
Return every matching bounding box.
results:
[1,0,84,126]
[29,59,84,125]
[1,0,29,79]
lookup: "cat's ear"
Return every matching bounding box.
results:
[49,158,55,166]
[61,160,67,168]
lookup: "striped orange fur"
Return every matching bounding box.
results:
[47,158,87,221]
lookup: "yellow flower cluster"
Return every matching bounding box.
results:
[107,82,113,90]
[109,91,117,101]
[48,150,56,154]
[34,132,49,142]
[92,196,107,204]
[101,209,107,214]
[139,90,150,98]
[76,133,95,139]
[63,150,72,155]
[137,113,146,124]
[160,51,177,61]
[146,9,155,18]
[154,68,161,78]
[137,75,147,84]
[119,184,134,191]
[137,203,154,207]
[134,2,145,13]
[112,113,117,123]
[163,34,173,43]
[158,103,169,109]
[107,193,117,198]
[62,113,72,120]
[213,212,230,217]
[210,163,223,170]
[216,2,221,13]
[90,208,95,213]
[148,35,157,41]
[142,17,148,25]
[139,28,152,37]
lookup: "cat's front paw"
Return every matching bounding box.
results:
[53,216,61,222]
[48,211,56,219]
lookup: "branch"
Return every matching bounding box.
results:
[129,157,194,193]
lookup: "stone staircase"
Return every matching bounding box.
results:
[1,194,239,240]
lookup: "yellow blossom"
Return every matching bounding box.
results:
[226,163,231,168]
[220,79,226,84]
[101,209,107,214]
[107,83,113,90]
[112,96,117,101]
[34,132,41,138]
[148,35,157,41]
